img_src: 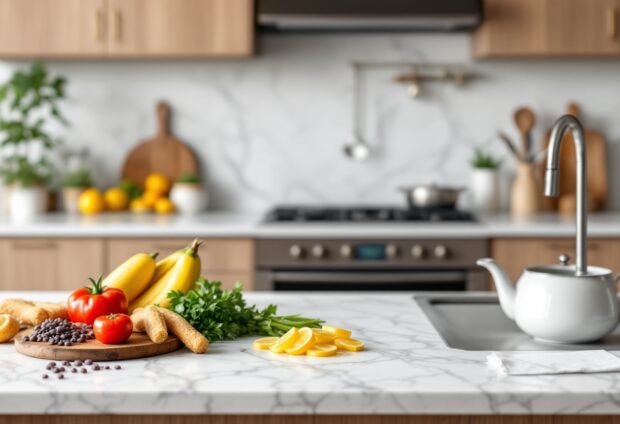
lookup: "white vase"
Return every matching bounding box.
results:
[170,183,208,215]
[10,185,47,221]
[470,169,499,214]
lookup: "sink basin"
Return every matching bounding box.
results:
[415,293,620,350]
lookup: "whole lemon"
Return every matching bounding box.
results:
[130,198,151,214]
[154,198,176,215]
[78,188,105,215]
[104,187,129,211]
[145,173,171,195]
[141,189,163,208]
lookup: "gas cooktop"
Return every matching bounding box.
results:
[264,206,475,223]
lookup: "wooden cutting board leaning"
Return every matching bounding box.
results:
[540,102,608,213]
[121,101,199,187]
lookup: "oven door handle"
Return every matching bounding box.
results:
[269,271,467,284]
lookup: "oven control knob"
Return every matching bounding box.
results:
[433,244,449,259]
[340,244,353,259]
[411,245,426,259]
[289,245,305,259]
[385,244,399,259]
[311,244,327,259]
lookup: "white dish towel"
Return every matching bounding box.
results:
[487,350,620,376]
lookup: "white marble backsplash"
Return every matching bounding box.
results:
[1,34,620,212]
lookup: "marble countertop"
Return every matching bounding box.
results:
[1,211,620,239]
[2,291,620,415]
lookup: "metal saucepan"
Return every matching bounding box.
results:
[399,184,465,209]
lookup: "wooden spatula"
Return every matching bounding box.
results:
[514,107,536,161]
[121,102,198,187]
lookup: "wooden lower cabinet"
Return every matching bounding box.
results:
[491,238,620,285]
[0,239,105,291]
[106,238,255,290]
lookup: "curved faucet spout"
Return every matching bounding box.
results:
[545,115,588,275]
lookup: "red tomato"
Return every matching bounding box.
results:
[93,314,133,344]
[67,276,128,325]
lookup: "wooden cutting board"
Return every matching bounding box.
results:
[121,101,199,187]
[540,102,608,213]
[14,329,181,361]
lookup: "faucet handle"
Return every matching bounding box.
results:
[559,254,571,266]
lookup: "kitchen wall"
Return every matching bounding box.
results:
[2,33,620,212]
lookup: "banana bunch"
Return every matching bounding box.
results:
[104,239,202,312]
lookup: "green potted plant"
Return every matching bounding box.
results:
[470,147,502,214]
[170,173,207,214]
[0,62,67,219]
[61,168,92,214]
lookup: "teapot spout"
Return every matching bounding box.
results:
[476,258,516,320]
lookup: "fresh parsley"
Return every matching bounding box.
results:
[167,278,324,342]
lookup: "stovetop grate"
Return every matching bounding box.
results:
[264,206,475,223]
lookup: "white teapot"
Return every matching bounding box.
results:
[477,255,618,344]
[478,115,619,344]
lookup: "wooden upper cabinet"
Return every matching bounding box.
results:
[0,0,254,58]
[106,0,254,57]
[0,0,106,57]
[473,0,620,57]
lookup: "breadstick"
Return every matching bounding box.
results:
[158,307,208,354]
[0,314,20,343]
[143,305,168,344]
[0,299,48,325]
[34,302,68,320]
[131,309,146,332]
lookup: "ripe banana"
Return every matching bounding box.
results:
[104,252,158,302]
[152,249,184,282]
[129,240,202,312]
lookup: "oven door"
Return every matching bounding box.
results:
[256,270,471,291]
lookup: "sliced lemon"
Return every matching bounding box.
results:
[334,338,365,352]
[253,337,279,351]
[269,327,299,353]
[285,328,315,355]
[306,343,337,357]
[312,328,335,344]
[322,325,352,339]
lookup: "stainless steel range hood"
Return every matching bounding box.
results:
[257,0,482,32]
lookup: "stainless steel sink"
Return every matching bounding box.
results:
[415,293,620,351]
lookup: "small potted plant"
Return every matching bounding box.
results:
[61,168,93,214]
[170,173,207,215]
[0,62,67,219]
[470,148,502,214]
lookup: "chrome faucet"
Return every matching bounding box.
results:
[544,115,588,275]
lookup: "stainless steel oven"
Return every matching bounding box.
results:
[255,239,488,291]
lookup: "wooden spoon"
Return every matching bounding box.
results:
[514,107,536,161]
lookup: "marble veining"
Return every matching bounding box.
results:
[2,35,620,211]
[2,291,620,414]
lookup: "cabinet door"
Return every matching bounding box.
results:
[107,0,254,57]
[0,239,105,291]
[106,238,255,290]
[472,0,549,57]
[0,0,106,57]
[474,0,620,57]
[491,238,620,286]
[546,0,620,55]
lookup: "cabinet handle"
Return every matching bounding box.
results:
[94,9,104,42]
[607,7,617,40]
[113,9,122,42]
[12,241,57,250]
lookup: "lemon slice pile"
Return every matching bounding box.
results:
[253,325,365,358]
